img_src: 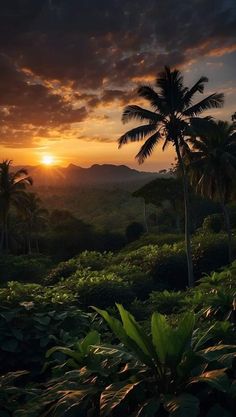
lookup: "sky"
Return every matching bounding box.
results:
[0,0,236,171]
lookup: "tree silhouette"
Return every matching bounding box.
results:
[21,192,48,253]
[118,66,224,286]
[0,160,33,252]
[188,120,236,263]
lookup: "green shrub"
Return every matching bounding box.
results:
[63,271,135,309]
[119,245,159,272]
[0,304,90,374]
[148,290,186,314]
[0,255,52,284]
[44,258,78,285]
[192,234,236,278]
[124,233,184,251]
[202,213,223,233]
[77,250,114,270]
[151,246,188,289]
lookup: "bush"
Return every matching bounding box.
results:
[148,290,186,314]
[45,258,78,285]
[151,246,188,289]
[63,271,135,309]
[202,213,223,233]
[0,304,90,374]
[0,255,52,284]
[77,251,114,271]
[124,233,184,251]
[192,234,236,278]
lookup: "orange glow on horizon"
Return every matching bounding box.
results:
[41,155,55,166]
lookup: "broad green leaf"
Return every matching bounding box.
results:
[198,345,236,362]
[46,346,82,362]
[92,306,128,345]
[93,306,154,366]
[190,369,230,393]
[164,393,199,417]
[136,398,160,417]
[100,381,141,417]
[167,313,195,366]
[79,330,100,355]
[151,312,171,363]
[116,304,154,358]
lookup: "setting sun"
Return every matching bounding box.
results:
[41,155,54,166]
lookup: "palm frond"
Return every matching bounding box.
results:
[183,93,224,117]
[118,124,157,148]
[135,131,161,164]
[183,77,208,106]
[137,86,164,112]
[122,105,163,124]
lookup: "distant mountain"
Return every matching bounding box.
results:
[13,163,161,187]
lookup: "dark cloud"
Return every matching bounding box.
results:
[0,0,235,147]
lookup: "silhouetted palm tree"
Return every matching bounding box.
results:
[118,66,224,287]
[187,120,236,263]
[21,192,48,253]
[0,160,33,252]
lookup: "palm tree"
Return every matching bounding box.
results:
[0,160,33,252]
[21,192,48,253]
[187,120,236,263]
[118,66,224,287]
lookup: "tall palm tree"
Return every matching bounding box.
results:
[187,120,236,263]
[118,66,224,287]
[21,192,48,253]
[0,160,33,252]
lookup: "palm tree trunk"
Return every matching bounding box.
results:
[175,141,194,287]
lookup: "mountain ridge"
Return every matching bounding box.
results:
[13,163,161,187]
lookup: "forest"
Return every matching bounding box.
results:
[1,67,236,417]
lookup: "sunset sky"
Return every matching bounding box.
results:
[0,0,236,171]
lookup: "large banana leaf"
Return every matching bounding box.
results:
[100,381,141,417]
[93,306,155,367]
[116,304,155,358]
[164,393,199,417]
[151,312,195,366]
[189,369,230,392]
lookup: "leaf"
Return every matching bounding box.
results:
[46,346,82,362]
[190,369,230,392]
[136,398,160,417]
[79,330,100,355]
[198,345,236,362]
[164,394,199,417]
[151,312,171,363]
[92,306,128,345]
[169,313,195,365]
[93,306,154,366]
[100,382,141,417]
[116,304,154,357]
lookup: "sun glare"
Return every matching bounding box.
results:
[41,155,54,166]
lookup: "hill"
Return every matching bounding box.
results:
[14,163,160,187]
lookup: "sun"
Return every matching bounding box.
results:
[41,155,54,166]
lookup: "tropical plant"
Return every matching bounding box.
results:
[118,66,224,287]
[188,120,236,263]
[18,307,236,416]
[0,160,33,252]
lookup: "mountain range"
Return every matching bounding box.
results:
[15,164,161,187]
